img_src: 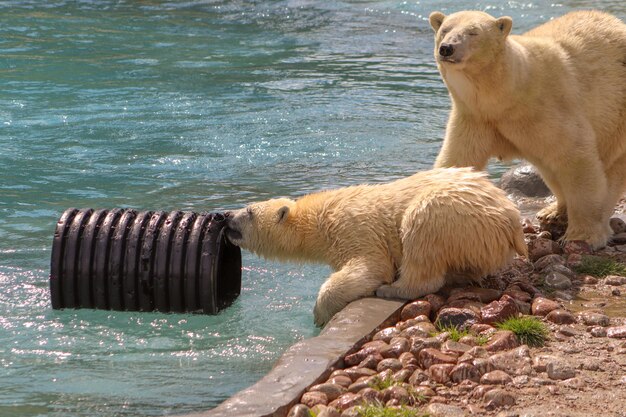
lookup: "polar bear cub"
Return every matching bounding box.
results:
[225,168,526,326]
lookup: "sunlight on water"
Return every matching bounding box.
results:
[1,1,624,416]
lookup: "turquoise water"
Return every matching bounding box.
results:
[1,1,624,416]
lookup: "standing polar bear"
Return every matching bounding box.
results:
[429,10,626,248]
[225,168,526,326]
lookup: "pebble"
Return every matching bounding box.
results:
[435,307,481,330]
[287,404,311,417]
[450,362,481,383]
[531,297,561,316]
[480,370,513,385]
[484,330,520,352]
[489,346,532,376]
[428,363,455,384]
[400,300,432,321]
[425,403,466,417]
[372,327,400,343]
[546,360,576,380]
[483,388,516,409]
[604,275,626,286]
[418,348,458,369]
[528,237,561,261]
[546,309,577,324]
[579,311,610,327]
[610,217,626,234]
[544,271,572,290]
[481,295,520,325]
[400,322,437,338]
[301,391,329,407]
[607,325,626,339]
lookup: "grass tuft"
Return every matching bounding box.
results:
[356,403,428,417]
[574,256,626,278]
[432,325,470,342]
[496,316,549,347]
[368,374,397,391]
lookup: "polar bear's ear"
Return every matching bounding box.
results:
[429,11,446,32]
[277,206,290,224]
[496,16,513,37]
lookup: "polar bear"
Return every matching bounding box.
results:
[225,168,527,326]
[428,10,626,249]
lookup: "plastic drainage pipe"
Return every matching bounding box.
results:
[50,208,241,314]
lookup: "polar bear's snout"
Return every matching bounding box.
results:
[439,43,455,57]
[223,210,244,244]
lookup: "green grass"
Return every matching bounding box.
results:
[356,403,429,417]
[368,374,398,391]
[496,316,549,347]
[432,325,470,342]
[574,256,626,278]
[475,334,490,346]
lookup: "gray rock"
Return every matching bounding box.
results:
[544,271,572,290]
[499,164,551,197]
[489,346,532,376]
[484,388,516,409]
[610,217,626,234]
[435,307,480,330]
[579,311,610,327]
[426,403,467,417]
[481,370,513,385]
[546,360,576,380]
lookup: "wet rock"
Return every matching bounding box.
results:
[441,340,472,355]
[381,337,410,358]
[391,368,412,383]
[604,275,626,286]
[413,385,436,398]
[499,163,551,197]
[328,393,362,411]
[546,309,577,324]
[471,323,496,334]
[484,330,520,352]
[396,316,430,331]
[544,271,572,290]
[401,300,432,321]
[400,322,437,339]
[310,383,347,402]
[448,287,502,303]
[481,294,520,325]
[563,240,593,255]
[409,336,441,356]
[376,358,402,373]
[421,294,447,314]
[428,363,455,384]
[408,369,429,385]
[358,353,383,370]
[483,388,516,409]
[398,351,418,370]
[435,307,480,330]
[480,370,513,385]
[425,403,467,417]
[546,360,576,380]
[607,325,626,339]
[418,348,458,369]
[301,391,329,407]
[503,287,533,303]
[450,362,481,383]
[534,254,566,271]
[358,387,381,403]
[343,367,376,382]
[489,346,532,376]
[372,327,400,343]
[287,404,311,417]
[458,335,480,346]
[579,311,610,327]
[347,379,372,394]
[610,217,626,234]
[528,237,562,262]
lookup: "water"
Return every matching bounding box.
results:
[1,1,624,416]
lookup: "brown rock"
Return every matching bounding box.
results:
[426,403,467,417]
[566,253,584,268]
[546,308,576,324]
[563,240,592,255]
[310,383,347,402]
[480,370,513,385]
[421,294,447,313]
[392,368,412,383]
[470,323,495,334]
[589,326,607,337]
[380,337,410,358]
[428,363,455,384]
[343,367,376,382]
[418,348,458,369]
[484,330,519,352]
[358,353,383,370]
[483,388,516,409]
[329,375,352,388]
[546,360,576,380]
[472,358,495,376]
[287,404,311,417]
[604,275,626,286]
[481,294,520,325]
[441,339,472,355]
[489,346,532,376]
[613,232,626,243]
[450,362,481,383]
[458,335,479,346]
[398,351,418,370]
[435,307,480,330]
[328,393,362,411]
[579,311,610,327]
[582,275,598,285]
[401,300,432,321]
[314,406,341,417]
[301,391,329,407]
[358,387,381,403]
[522,218,536,233]
[533,254,566,271]
[448,287,502,303]
[528,237,561,262]
[381,385,410,404]
[607,325,626,338]
[376,358,403,373]
[610,217,626,234]
[531,297,560,316]
[396,316,430,331]
[347,379,372,394]
[400,322,437,338]
[503,288,532,303]
[532,355,554,373]
[372,327,400,343]
[409,369,429,385]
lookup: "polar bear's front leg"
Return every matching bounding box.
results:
[313,259,393,327]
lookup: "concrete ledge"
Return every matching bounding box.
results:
[175,297,405,417]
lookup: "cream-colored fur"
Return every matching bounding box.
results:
[429,10,626,248]
[225,168,527,326]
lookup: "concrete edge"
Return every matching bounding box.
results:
[173,297,405,417]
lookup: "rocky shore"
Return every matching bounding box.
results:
[286,207,626,417]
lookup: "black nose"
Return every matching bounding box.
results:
[439,43,454,57]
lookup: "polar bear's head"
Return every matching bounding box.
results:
[225,197,302,259]
[429,11,512,69]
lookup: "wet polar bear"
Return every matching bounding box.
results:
[429,10,626,248]
[225,168,527,326]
